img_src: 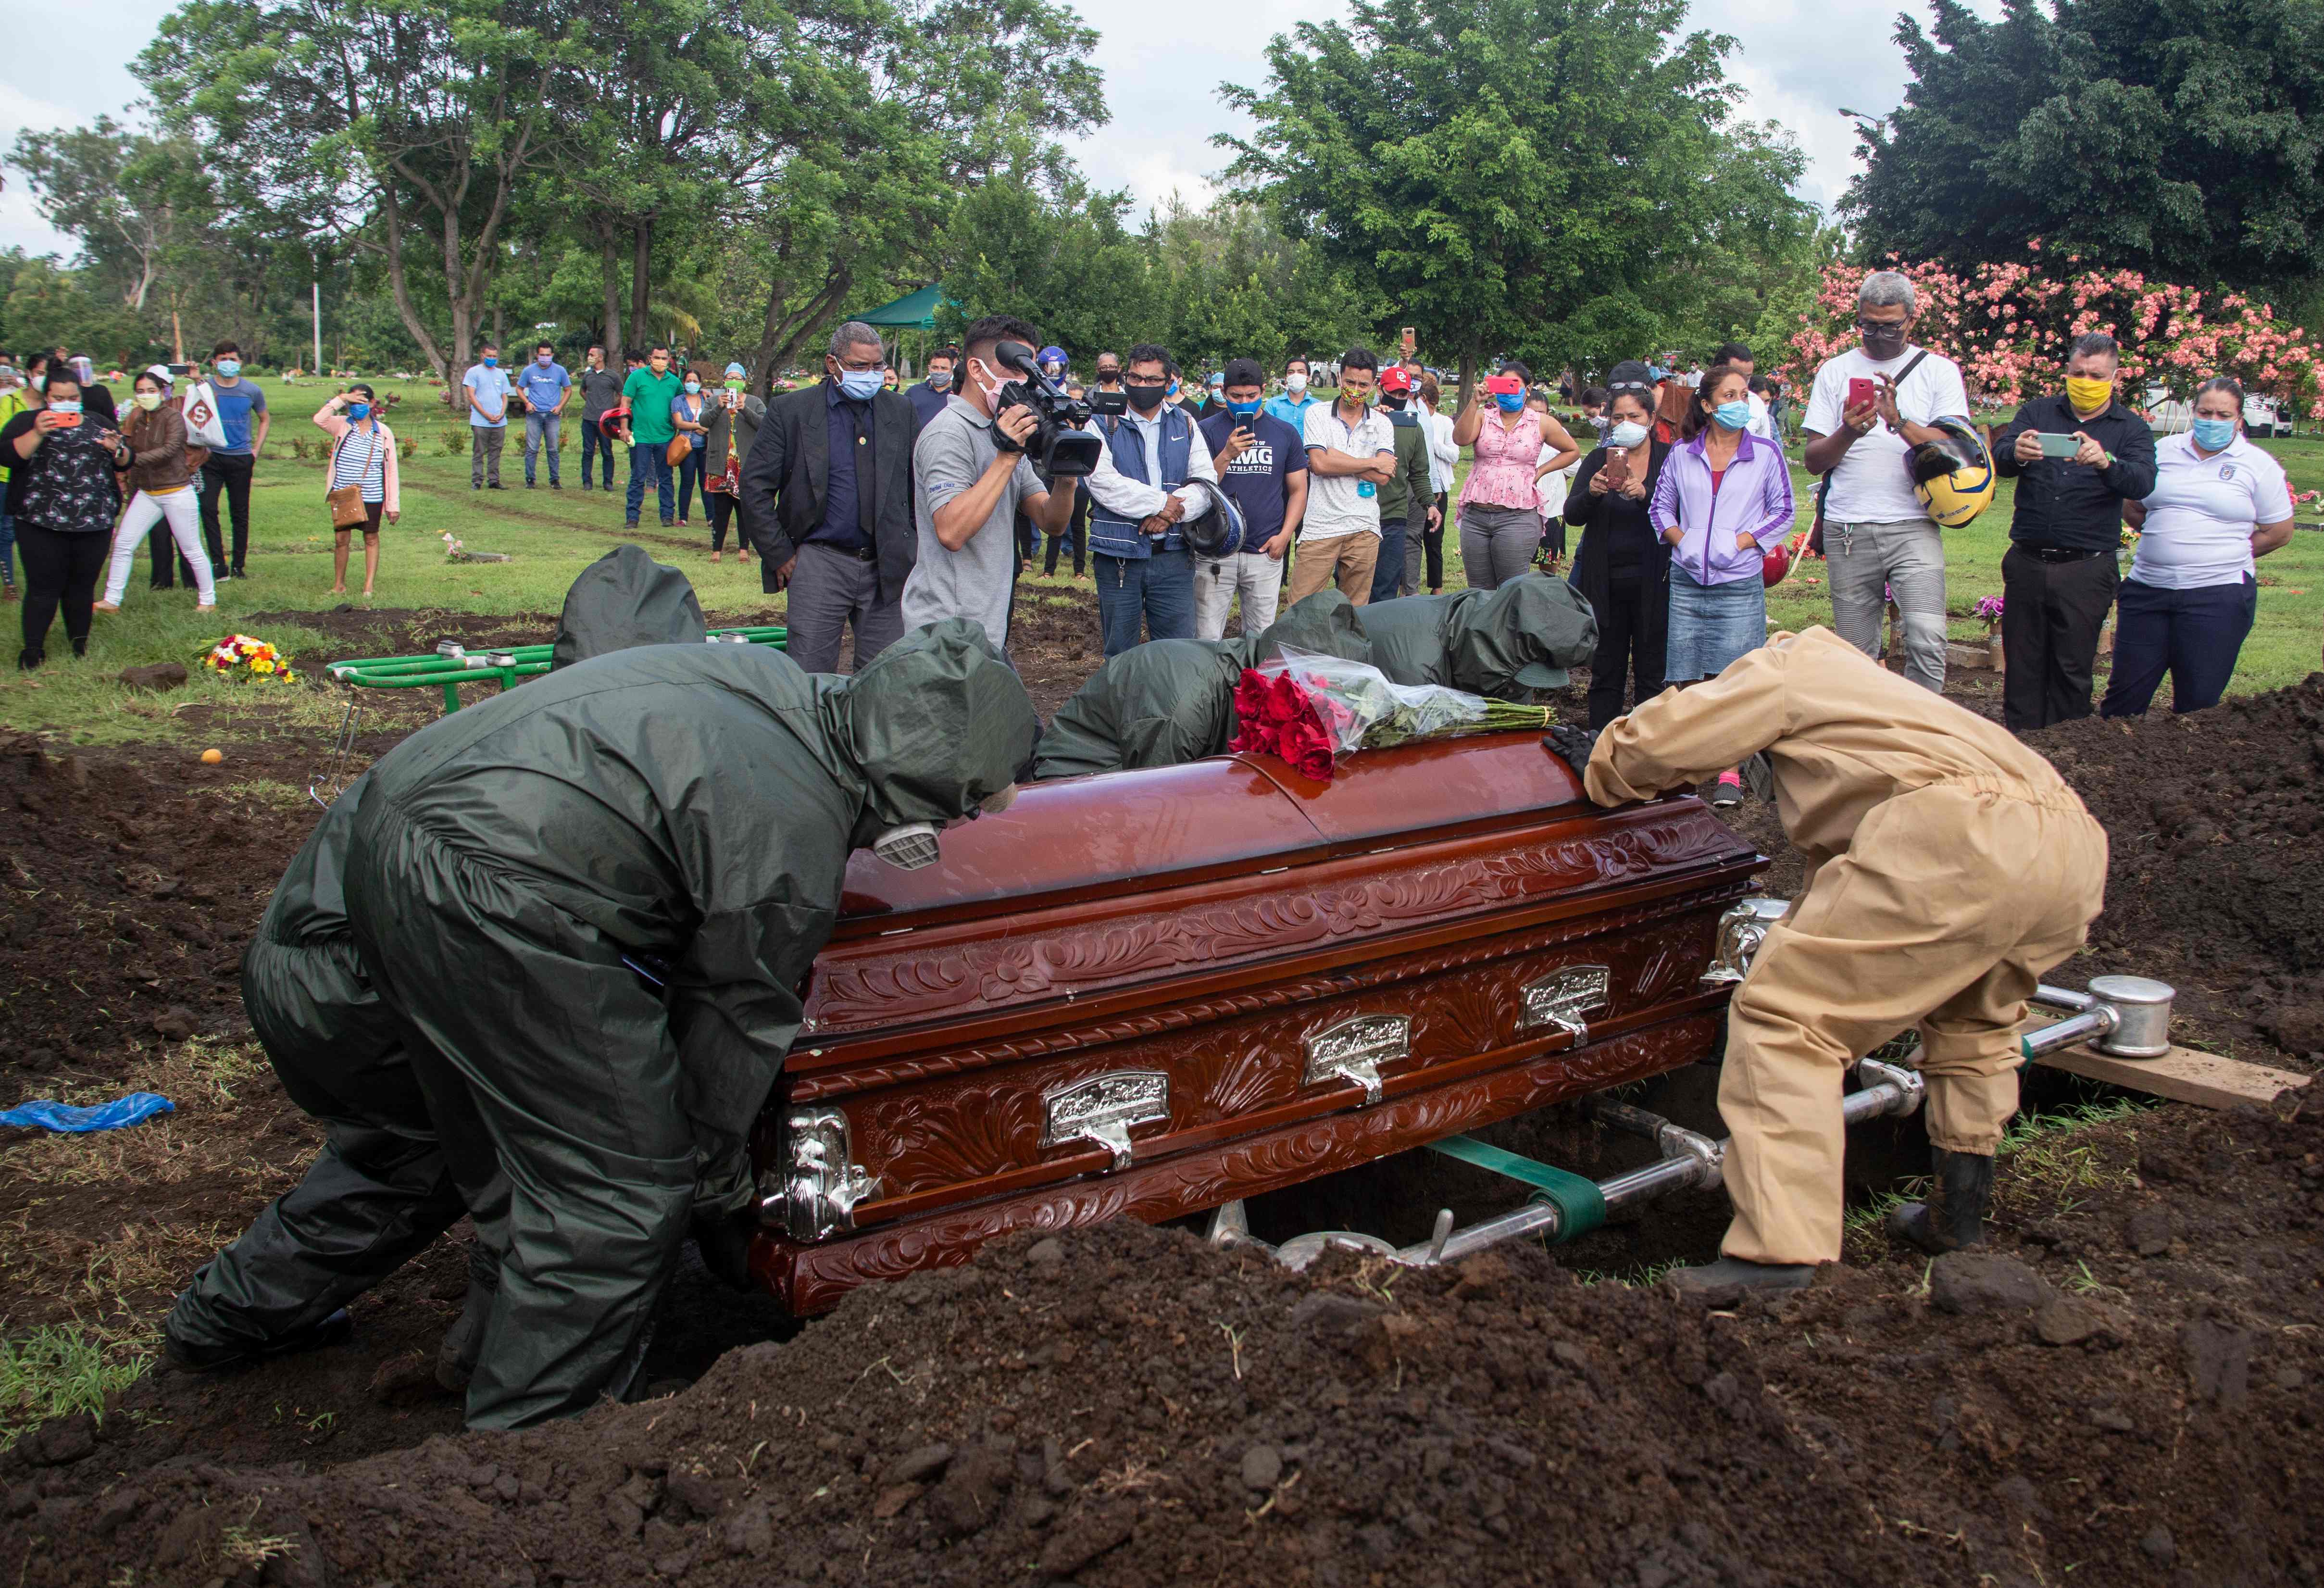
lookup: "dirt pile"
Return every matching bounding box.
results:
[0,737,307,1087]
[2030,674,2324,1064]
[10,1096,2322,1588]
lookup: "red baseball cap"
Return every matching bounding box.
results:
[1379,366,1413,395]
[1485,373,1524,398]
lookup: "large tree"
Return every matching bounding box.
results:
[1844,0,2324,287]
[7,118,211,316]
[1219,0,1809,397]
[138,0,576,384]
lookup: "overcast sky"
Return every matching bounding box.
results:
[0,0,1993,261]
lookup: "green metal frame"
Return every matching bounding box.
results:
[325,625,788,713]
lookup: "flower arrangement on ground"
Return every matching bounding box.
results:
[202,634,298,683]
[1974,594,2005,631]
[1229,650,1555,784]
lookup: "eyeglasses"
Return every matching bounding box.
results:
[1855,318,1908,335]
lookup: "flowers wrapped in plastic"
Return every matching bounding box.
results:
[1229,647,1554,783]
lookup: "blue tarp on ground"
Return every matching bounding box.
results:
[0,1092,175,1133]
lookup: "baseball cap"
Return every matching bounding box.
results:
[1379,367,1414,395]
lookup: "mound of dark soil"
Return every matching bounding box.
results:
[10,1096,2321,1588]
[0,737,310,1087]
[2029,675,2324,1065]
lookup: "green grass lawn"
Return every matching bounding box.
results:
[3,378,2316,747]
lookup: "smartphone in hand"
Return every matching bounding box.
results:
[1846,376,1878,413]
[2037,432,2082,459]
[1602,447,1630,488]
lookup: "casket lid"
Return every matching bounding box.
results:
[837,733,1588,925]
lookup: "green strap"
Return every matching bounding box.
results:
[1423,1135,1607,1242]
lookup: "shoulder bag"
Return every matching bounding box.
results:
[326,425,383,529]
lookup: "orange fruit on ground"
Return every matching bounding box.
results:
[200,749,224,765]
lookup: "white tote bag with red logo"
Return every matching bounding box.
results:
[181,381,230,450]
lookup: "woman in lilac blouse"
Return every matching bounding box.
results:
[1453,361,1579,589]
[1648,361,1796,805]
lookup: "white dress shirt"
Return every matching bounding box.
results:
[1083,407,1218,522]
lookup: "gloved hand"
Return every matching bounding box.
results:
[1542,725,1599,780]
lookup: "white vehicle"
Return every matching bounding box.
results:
[2143,385,2190,434]
[2244,392,2290,438]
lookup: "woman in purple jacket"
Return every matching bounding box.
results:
[1648,362,1795,806]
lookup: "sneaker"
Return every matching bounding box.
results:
[525,479,536,489]
[626,517,641,528]
[473,481,482,490]
[487,482,506,491]
[1711,772,1743,809]
[550,480,561,490]
[581,481,594,491]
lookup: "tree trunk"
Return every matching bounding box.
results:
[630,218,653,352]
[376,183,450,388]
[752,267,852,399]
[493,301,504,349]
[600,228,625,360]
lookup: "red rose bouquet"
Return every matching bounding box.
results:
[1229,650,1555,783]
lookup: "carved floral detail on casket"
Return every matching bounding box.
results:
[767,1015,1720,1313]
[809,812,1745,1032]
[787,892,1735,1103]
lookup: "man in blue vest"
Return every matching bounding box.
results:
[1083,342,1221,656]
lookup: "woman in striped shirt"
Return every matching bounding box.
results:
[315,385,400,598]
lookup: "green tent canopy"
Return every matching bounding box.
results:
[851,283,945,329]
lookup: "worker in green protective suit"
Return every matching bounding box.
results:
[169,602,1035,1430]
[165,546,707,1384]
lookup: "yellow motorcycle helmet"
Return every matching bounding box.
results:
[1908,416,1996,528]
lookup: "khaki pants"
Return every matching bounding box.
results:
[1718,782,2108,1265]
[1285,532,1377,606]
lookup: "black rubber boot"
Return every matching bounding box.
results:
[1887,1148,1995,1254]
[1666,1256,1815,1295]
[163,1307,353,1372]
[435,1244,500,1391]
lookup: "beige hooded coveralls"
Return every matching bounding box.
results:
[1585,626,2108,1265]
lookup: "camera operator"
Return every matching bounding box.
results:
[900,314,1076,654]
[1084,342,1220,656]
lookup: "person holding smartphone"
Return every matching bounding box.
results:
[1800,271,1971,694]
[1,369,130,668]
[1192,358,1307,638]
[1989,332,2158,731]
[1563,364,1673,728]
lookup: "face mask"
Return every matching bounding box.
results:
[537,353,552,365]
[1858,324,1906,359]
[347,401,371,420]
[2190,415,2237,450]
[725,377,746,392]
[483,356,498,368]
[1285,373,1307,395]
[50,399,82,416]
[872,822,942,870]
[685,378,702,394]
[1712,400,1751,431]
[928,369,952,392]
[1494,392,1524,413]
[971,359,1011,409]
[213,360,239,379]
[1126,382,1167,414]
[134,390,164,412]
[837,368,883,401]
[1609,420,1649,448]
[1227,400,1261,417]
[2066,375,2113,413]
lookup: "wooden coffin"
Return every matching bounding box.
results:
[747,734,1763,1313]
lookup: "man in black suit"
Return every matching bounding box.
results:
[738,321,922,673]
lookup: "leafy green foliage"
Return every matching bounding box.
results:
[1218,0,1812,389]
[1845,0,2324,288]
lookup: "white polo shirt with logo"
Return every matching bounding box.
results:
[1299,402,1396,542]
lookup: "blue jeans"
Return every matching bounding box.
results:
[1094,548,1195,657]
[626,444,674,524]
[523,411,562,484]
[580,424,618,487]
[1370,517,1408,603]
[0,505,14,589]
[2099,575,2256,718]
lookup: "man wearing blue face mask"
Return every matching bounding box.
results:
[197,340,268,578]
[737,320,924,672]
[1193,358,1308,638]
[462,342,512,490]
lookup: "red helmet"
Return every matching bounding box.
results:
[1761,539,1793,588]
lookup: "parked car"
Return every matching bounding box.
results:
[2244,393,2291,438]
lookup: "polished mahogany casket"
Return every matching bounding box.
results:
[747,734,1763,1313]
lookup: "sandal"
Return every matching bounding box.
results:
[92,601,122,614]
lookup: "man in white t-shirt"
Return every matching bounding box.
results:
[1801,271,1973,693]
[1289,348,1397,604]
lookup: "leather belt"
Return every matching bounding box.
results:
[2017,545,2108,563]
[809,541,878,563]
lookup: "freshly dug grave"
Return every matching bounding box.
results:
[7,1094,2321,1588]
[1710,672,2324,1069]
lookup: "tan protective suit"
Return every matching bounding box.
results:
[1585,626,2108,1265]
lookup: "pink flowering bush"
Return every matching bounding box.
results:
[1785,250,2324,420]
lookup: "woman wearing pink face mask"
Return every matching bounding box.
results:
[1,369,131,667]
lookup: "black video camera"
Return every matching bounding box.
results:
[990,339,1103,477]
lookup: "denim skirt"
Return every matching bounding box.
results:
[1665,564,1764,682]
